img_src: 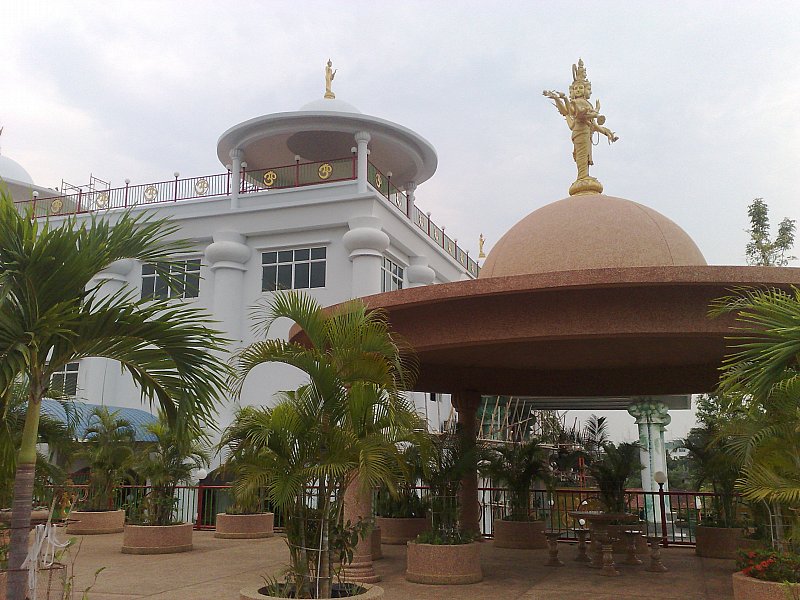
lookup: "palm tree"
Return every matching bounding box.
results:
[77,407,136,511]
[481,439,551,521]
[588,442,642,514]
[225,290,421,598]
[134,416,210,526]
[0,191,229,600]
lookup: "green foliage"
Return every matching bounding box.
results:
[414,528,477,545]
[223,291,422,598]
[737,548,800,585]
[374,444,428,518]
[745,198,796,267]
[129,415,209,526]
[480,438,551,521]
[77,407,135,511]
[587,442,642,514]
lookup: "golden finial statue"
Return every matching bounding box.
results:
[478,233,486,259]
[543,59,618,196]
[324,59,337,99]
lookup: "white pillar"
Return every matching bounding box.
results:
[85,259,136,405]
[355,131,371,194]
[628,399,672,526]
[229,149,243,209]
[404,181,417,218]
[406,256,435,288]
[342,215,389,298]
[205,231,252,342]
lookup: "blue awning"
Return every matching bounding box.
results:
[40,399,158,442]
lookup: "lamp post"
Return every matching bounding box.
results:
[654,470,668,547]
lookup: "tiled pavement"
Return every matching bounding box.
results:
[59,531,735,599]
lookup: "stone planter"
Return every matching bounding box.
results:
[492,518,546,549]
[732,572,800,600]
[405,542,482,584]
[695,525,744,559]
[371,526,383,560]
[66,509,125,535]
[375,517,430,545]
[240,582,384,599]
[214,513,274,539]
[121,523,193,554]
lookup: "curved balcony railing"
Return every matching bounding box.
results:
[14,155,479,277]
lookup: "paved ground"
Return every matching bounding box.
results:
[58,531,735,599]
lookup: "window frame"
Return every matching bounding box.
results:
[50,361,80,397]
[261,245,327,292]
[141,257,202,301]
[381,256,405,292]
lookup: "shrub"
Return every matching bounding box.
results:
[737,548,800,583]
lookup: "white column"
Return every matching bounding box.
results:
[229,149,243,209]
[342,215,389,298]
[355,131,371,194]
[406,256,435,288]
[85,259,136,405]
[205,231,252,342]
[404,181,417,218]
[628,399,672,526]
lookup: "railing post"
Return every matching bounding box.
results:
[240,161,247,195]
[195,484,205,530]
[295,155,301,187]
[226,165,231,195]
[351,149,357,180]
[174,172,180,201]
[77,188,83,214]
[658,482,669,547]
[124,179,130,207]
[427,211,431,236]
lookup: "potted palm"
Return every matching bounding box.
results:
[405,431,482,585]
[374,445,430,545]
[121,416,209,554]
[233,291,421,599]
[67,407,133,535]
[481,438,550,549]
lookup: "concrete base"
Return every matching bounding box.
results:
[121,523,193,554]
[695,526,744,559]
[405,541,483,585]
[375,517,430,545]
[733,572,799,600]
[492,519,546,549]
[66,509,125,535]
[214,513,274,539]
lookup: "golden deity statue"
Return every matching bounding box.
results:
[478,233,486,258]
[324,59,337,99]
[543,59,618,196]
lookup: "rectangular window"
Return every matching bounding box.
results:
[382,257,404,292]
[141,258,201,300]
[50,362,79,397]
[262,246,327,292]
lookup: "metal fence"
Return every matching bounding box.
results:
[39,484,738,546]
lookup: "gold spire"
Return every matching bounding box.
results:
[543,59,619,196]
[324,59,337,99]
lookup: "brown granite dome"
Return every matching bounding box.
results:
[480,194,706,278]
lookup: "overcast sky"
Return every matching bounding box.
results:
[3,1,799,442]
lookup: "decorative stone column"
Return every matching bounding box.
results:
[406,256,435,288]
[341,475,380,583]
[342,216,389,298]
[229,148,243,209]
[205,231,252,342]
[628,399,672,526]
[355,131,370,194]
[452,390,481,536]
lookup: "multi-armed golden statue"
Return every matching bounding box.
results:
[543,59,618,196]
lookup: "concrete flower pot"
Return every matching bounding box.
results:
[240,582,384,599]
[121,523,193,554]
[405,541,482,584]
[492,518,546,549]
[695,525,744,559]
[733,572,800,599]
[375,517,430,545]
[66,509,125,535]
[214,513,274,539]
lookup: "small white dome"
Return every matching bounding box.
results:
[298,97,361,114]
[0,154,34,185]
